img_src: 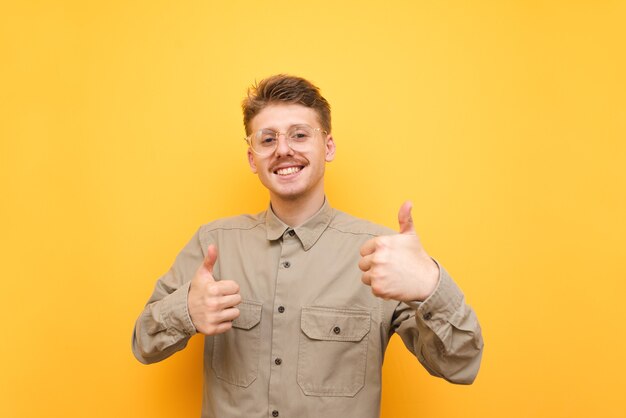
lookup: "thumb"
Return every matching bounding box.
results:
[398,201,416,235]
[202,244,218,278]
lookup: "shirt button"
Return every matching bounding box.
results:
[275,358,282,365]
[278,306,285,313]
[333,326,341,334]
[423,312,433,320]
[288,230,295,237]
[282,261,291,268]
[272,410,279,417]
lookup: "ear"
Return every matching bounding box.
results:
[247,148,258,173]
[325,134,336,162]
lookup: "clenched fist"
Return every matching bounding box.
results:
[188,244,241,335]
[358,201,440,302]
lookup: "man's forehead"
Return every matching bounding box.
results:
[250,103,320,131]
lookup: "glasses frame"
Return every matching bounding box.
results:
[244,125,327,156]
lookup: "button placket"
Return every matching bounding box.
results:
[268,229,299,415]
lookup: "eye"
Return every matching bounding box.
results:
[258,130,277,146]
[289,127,313,142]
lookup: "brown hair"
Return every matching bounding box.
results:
[242,74,331,135]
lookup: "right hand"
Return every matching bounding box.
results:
[188,244,241,335]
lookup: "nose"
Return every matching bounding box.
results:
[274,133,294,156]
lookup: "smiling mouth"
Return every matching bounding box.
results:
[274,166,303,176]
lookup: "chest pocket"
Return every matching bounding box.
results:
[297,307,371,397]
[212,300,262,387]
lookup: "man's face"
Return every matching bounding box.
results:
[247,104,335,203]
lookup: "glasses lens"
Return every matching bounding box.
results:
[250,125,320,155]
[286,125,315,151]
[251,129,278,155]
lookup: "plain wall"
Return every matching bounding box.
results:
[1,1,625,417]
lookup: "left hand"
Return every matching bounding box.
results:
[358,201,440,302]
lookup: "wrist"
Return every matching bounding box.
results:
[415,259,440,302]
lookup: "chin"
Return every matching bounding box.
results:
[271,187,308,201]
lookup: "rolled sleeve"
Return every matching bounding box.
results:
[132,229,204,364]
[393,262,484,384]
[162,281,197,336]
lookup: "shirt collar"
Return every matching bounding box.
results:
[265,198,334,251]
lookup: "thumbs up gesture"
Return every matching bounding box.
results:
[188,244,242,335]
[358,201,440,302]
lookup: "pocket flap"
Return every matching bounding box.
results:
[232,300,262,330]
[301,307,370,342]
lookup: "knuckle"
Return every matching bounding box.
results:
[220,322,233,333]
[204,324,217,335]
[372,253,386,265]
[221,280,239,294]
[370,283,380,295]
[207,284,221,296]
[370,266,382,278]
[371,281,385,296]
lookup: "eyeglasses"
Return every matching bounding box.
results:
[245,124,326,156]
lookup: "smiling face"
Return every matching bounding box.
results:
[247,103,335,205]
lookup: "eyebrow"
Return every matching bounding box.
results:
[259,123,313,131]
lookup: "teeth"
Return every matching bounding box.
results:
[276,166,301,176]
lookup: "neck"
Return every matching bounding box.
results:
[270,192,325,227]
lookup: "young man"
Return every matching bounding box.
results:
[132,75,483,418]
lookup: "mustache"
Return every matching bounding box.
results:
[269,159,308,171]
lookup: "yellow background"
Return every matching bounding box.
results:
[1,1,625,417]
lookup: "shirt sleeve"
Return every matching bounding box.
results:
[390,262,484,384]
[131,229,203,364]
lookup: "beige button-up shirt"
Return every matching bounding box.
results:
[132,200,483,418]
